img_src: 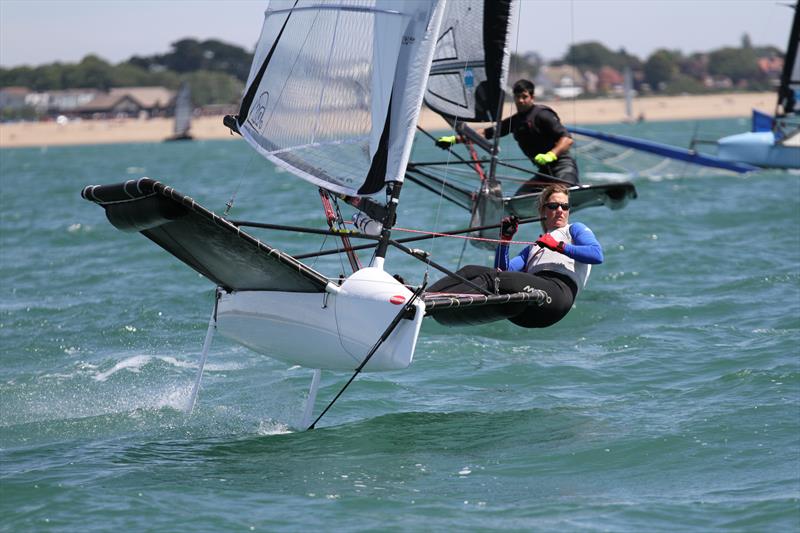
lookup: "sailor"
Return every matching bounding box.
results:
[428,184,603,328]
[435,79,579,188]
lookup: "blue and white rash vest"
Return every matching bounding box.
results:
[494,223,603,293]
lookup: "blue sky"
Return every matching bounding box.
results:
[0,0,793,68]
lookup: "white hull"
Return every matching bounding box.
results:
[216,267,425,371]
[717,131,800,169]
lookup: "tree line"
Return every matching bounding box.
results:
[0,39,251,108]
[0,34,786,108]
[513,35,782,95]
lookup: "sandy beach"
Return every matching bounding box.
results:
[0,92,774,149]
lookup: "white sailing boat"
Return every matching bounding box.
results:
[83,0,551,427]
[711,0,799,169]
[165,81,193,141]
[578,1,799,173]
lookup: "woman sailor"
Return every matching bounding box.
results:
[427,184,603,328]
[494,183,603,327]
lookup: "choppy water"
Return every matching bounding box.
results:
[1,118,798,531]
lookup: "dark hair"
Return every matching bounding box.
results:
[513,79,535,95]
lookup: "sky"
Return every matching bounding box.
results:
[0,0,794,68]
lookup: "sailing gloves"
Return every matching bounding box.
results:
[536,233,566,254]
[500,215,519,241]
[534,151,558,166]
[435,135,458,149]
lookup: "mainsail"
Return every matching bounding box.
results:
[423,0,514,123]
[233,0,447,197]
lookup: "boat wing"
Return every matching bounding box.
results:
[571,126,760,175]
[422,289,548,326]
[506,182,638,219]
[81,178,330,293]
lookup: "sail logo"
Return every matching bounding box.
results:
[402,35,416,45]
[389,295,406,305]
[248,91,270,130]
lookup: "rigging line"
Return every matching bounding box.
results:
[307,283,426,430]
[319,190,361,272]
[224,147,259,216]
[511,0,522,82]
[567,0,580,168]
[392,226,541,246]
[289,216,546,261]
[455,234,469,271]
[427,58,475,275]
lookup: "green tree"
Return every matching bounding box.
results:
[30,64,65,91]
[643,50,679,91]
[110,62,153,87]
[184,70,244,107]
[62,55,114,90]
[708,47,761,84]
[566,41,616,69]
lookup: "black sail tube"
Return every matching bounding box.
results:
[375,182,402,261]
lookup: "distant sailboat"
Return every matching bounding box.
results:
[165,82,193,142]
[621,66,642,123]
[710,0,799,169]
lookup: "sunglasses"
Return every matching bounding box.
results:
[544,202,570,211]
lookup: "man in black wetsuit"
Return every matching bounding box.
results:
[436,79,579,188]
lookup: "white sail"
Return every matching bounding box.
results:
[423,0,515,122]
[623,66,633,122]
[172,82,192,137]
[236,0,446,197]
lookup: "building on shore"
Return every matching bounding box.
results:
[0,86,179,121]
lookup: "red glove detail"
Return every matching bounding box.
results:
[536,233,566,253]
[500,215,519,241]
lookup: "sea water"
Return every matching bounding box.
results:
[1,118,798,531]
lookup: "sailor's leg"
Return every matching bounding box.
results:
[549,155,580,185]
[428,265,496,294]
[301,369,322,430]
[501,272,575,328]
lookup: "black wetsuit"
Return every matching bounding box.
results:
[485,104,579,188]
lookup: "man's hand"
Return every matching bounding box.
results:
[536,233,565,253]
[500,215,519,241]
[534,151,558,166]
[435,135,457,149]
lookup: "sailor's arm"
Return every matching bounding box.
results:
[550,135,574,158]
[565,223,603,264]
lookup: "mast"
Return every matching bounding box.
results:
[777,1,800,117]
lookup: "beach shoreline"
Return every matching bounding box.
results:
[0,92,774,149]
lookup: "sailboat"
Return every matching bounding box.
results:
[164,81,193,142]
[709,0,799,169]
[82,0,555,427]
[575,2,799,173]
[407,3,637,247]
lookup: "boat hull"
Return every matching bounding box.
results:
[717,131,800,169]
[216,267,425,371]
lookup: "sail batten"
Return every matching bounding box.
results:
[237,0,446,197]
